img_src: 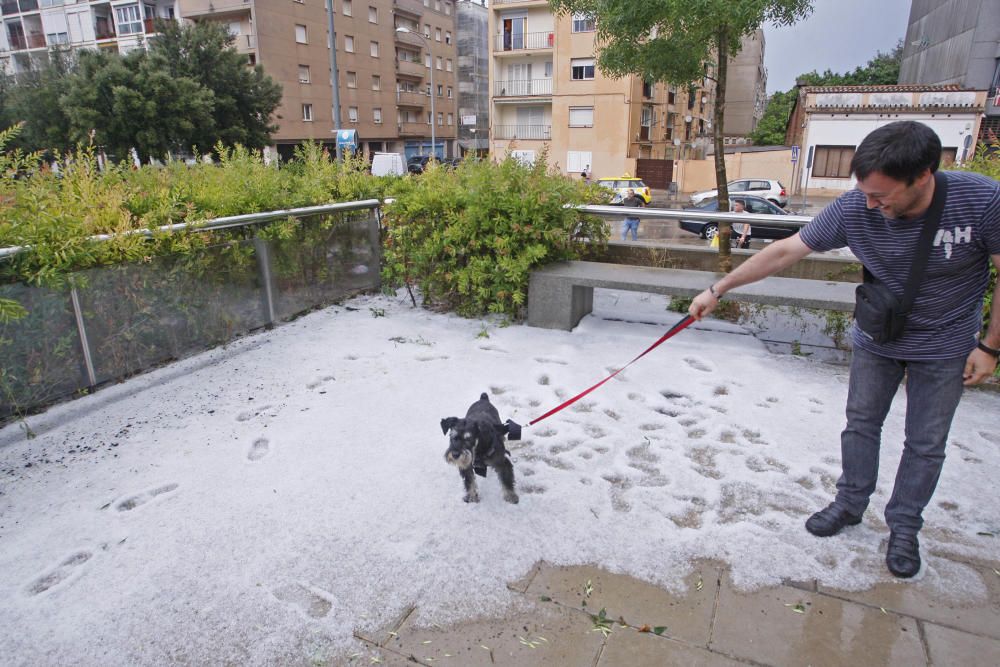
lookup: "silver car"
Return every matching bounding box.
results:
[691,178,788,208]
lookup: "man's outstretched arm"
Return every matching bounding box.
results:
[963,253,1000,386]
[689,233,816,320]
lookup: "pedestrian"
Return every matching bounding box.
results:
[731,200,752,249]
[581,165,591,184]
[688,121,1000,579]
[621,187,645,241]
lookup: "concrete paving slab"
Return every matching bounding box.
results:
[381,600,604,666]
[524,562,720,645]
[923,623,1000,667]
[711,576,926,667]
[599,631,747,666]
[818,559,1000,640]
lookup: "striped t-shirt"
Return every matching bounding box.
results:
[799,170,1000,360]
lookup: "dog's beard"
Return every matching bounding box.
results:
[445,449,474,470]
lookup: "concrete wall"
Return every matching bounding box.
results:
[675,149,794,194]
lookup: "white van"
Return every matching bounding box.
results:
[371,152,405,177]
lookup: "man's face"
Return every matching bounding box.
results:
[627,189,635,196]
[856,170,932,220]
[733,202,745,213]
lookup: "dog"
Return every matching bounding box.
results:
[441,393,519,504]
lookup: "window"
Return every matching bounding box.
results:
[941,147,958,167]
[342,0,351,15]
[436,84,443,96]
[424,24,431,38]
[295,24,307,44]
[446,59,452,72]
[569,107,594,127]
[346,71,357,88]
[446,86,452,98]
[434,0,441,11]
[372,75,381,90]
[445,31,451,45]
[115,4,143,35]
[369,6,377,22]
[426,111,432,124]
[370,41,379,57]
[447,113,453,125]
[424,53,431,67]
[437,112,443,126]
[298,65,311,83]
[345,35,354,52]
[444,1,451,15]
[511,150,535,166]
[544,61,553,78]
[373,108,382,124]
[46,32,69,45]
[348,106,359,122]
[436,56,442,70]
[435,28,441,42]
[811,146,855,178]
[571,58,595,80]
[571,13,595,32]
[567,151,591,174]
[227,21,242,37]
[302,104,313,121]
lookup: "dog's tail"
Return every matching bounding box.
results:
[480,392,488,400]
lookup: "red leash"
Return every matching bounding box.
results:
[525,315,695,427]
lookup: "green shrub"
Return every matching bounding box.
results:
[381,151,608,318]
[952,143,999,333]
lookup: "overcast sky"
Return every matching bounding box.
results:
[763,0,912,94]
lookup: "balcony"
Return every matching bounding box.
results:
[398,122,428,136]
[94,23,116,40]
[493,78,552,97]
[494,31,553,52]
[493,124,550,140]
[6,33,26,50]
[394,29,425,49]
[393,0,423,18]
[234,33,255,51]
[396,90,428,108]
[491,0,549,7]
[26,33,44,49]
[395,58,425,79]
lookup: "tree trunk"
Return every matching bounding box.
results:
[714,25,731,273]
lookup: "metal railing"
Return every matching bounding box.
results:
[493,124,551,140]
[494,31,553,52]
[1,200,382,420]
[493,78,552,97]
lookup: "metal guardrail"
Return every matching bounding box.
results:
[0,200,383,261]
[574,204,812,232]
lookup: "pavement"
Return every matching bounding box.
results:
[351,554,1000,666]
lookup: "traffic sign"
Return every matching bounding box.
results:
[790,145,800,163]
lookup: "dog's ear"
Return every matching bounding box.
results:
[440,417,458,435]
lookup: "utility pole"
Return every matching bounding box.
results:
[326,0,343,161]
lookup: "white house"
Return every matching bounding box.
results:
[785,85,988,196]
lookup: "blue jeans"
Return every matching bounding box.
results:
[622,218,639,240]
[834,346,966,535]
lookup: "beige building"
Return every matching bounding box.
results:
[488,0,714,187]
[722,29,766,143]
[180,0,459,160]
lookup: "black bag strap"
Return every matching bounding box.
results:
[862,171,948,311]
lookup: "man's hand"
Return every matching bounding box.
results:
[963,347,998,386]
[689,289,719,321]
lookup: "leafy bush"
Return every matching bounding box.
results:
[952,143,999,333]
[381,151,608,317]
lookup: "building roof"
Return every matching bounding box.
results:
[800,84,970,93]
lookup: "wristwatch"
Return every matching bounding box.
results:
[978,340,1000,358]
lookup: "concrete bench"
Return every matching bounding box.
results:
[527,260,857,331]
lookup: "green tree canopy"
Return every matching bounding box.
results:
[548,0,814,271]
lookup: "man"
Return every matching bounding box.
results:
[732,200,752,249]
[621,188,645,241]
[688,121,1000,579]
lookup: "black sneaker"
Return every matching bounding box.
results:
[886,532,921,578]
[805,503,863,537]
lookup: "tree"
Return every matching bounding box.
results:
[549,0,813,272]
[1,48,76,155]
[147,20,282,152]
[749,41,902,147]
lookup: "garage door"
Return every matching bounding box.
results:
[635,159,674,190]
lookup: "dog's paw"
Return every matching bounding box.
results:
[504,491,520,504]
[463,492,480,503]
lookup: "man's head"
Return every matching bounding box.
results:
[851,121,941,220]
[627,188,635,197]
[733,200,745,213]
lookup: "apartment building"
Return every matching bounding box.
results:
[0,0,177,75]
[488,0,714,186]
[723,29,766,143]
[181,0,459,160]
[455,0,487,155]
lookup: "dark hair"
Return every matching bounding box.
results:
[850,121,941,184]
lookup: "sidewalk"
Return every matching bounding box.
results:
[354,555,1000,666]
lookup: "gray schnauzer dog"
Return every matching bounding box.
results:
[441,393,519,504]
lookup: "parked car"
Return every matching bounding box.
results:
[690,178,788,208]
[407,155,432,174]
[596,176,652,205]
[678,195,796,241]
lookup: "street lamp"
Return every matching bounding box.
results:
[396,27,435,159]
